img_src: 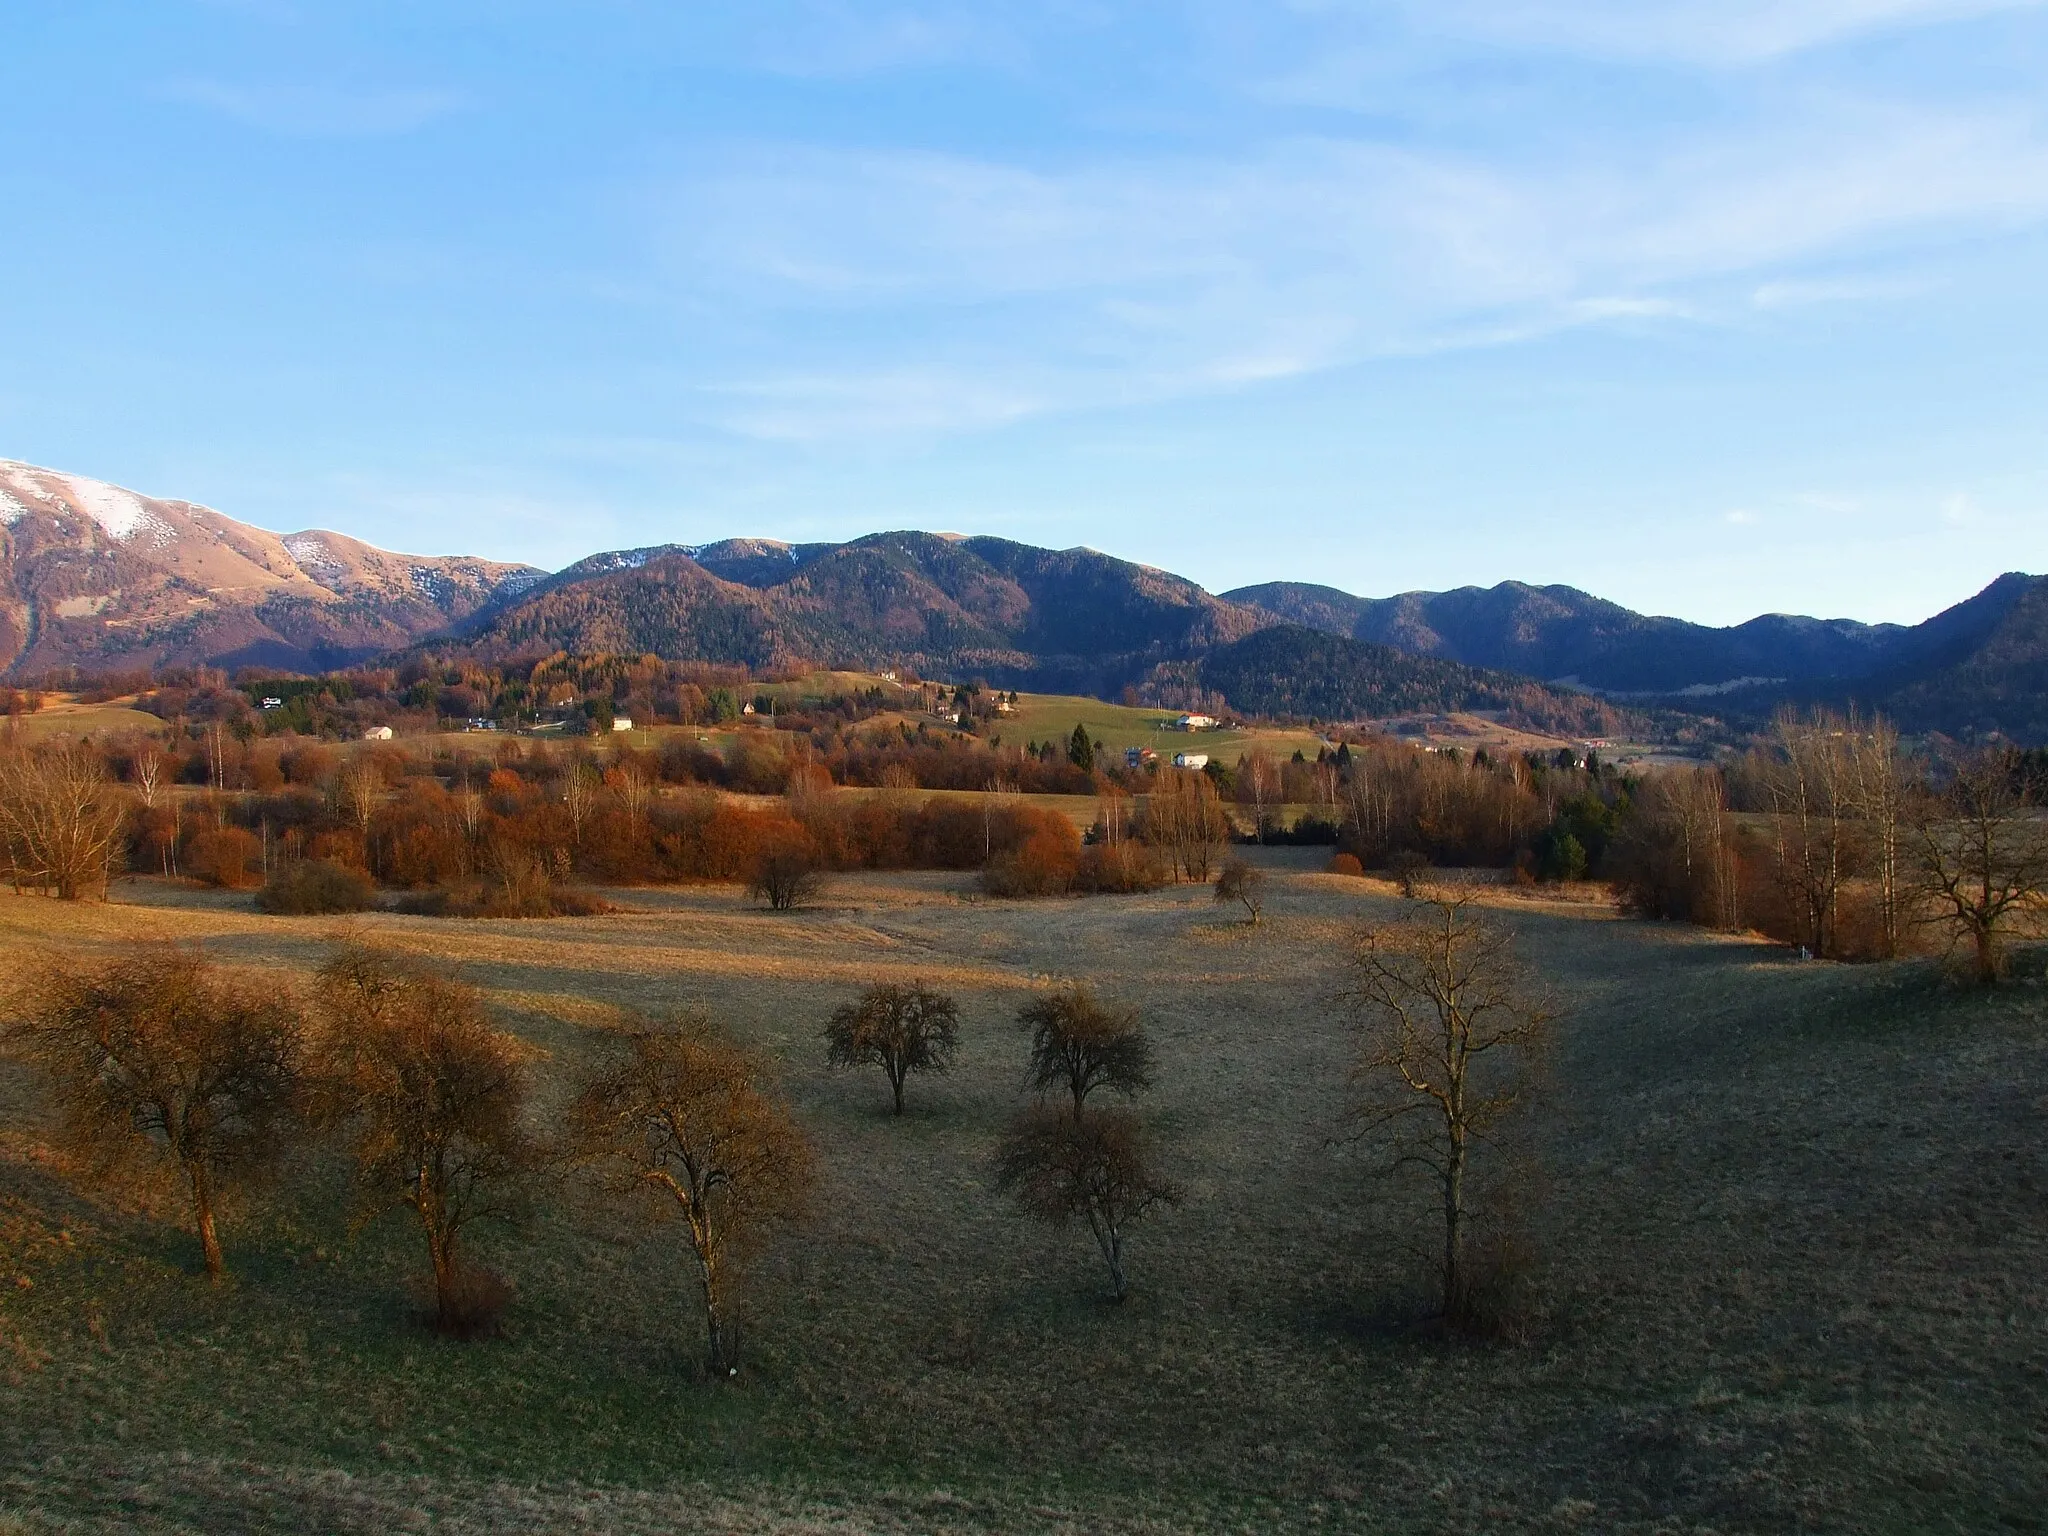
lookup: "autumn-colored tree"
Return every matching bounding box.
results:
[316,946,537,1335]
[1213,858,1267,924]
[7,943,306,1280]
[567,1015,813,1373]
[1019,985,1152,1118]
[1913,748,2048,984]
[824,982,961,1115]
[1344,894,1554,1325]
[994,1105,1180,1302]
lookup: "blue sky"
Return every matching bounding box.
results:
[3,1,2045,626]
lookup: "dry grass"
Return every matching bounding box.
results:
[1,859,2044,1533]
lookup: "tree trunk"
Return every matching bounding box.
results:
[189,1161,224,1281]
[1973,924,1998,986]
[1442,1135,1466,1321]
[891,1068,905,1116]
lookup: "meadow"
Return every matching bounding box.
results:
[0,855,2043,1533]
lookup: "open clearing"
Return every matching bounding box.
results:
[1,860,2044,1533]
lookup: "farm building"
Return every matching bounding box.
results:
[1173,751,1209,770]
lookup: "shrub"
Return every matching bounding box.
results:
[1072,842,1170,894]
[983,824,1080,897]
[186,826,262,888]
[1327,852,1365,878]
[255,858,376,915]
[1385,848,1430,896]
[750,842,823,910]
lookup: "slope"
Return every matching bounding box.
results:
[0,460,542,676]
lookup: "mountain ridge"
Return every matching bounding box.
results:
[0,460,543,676]
[3,457,2043,739]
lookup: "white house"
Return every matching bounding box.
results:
[1175,713,1218,731]
[1173,751,1209,770]
[362,725,394,741]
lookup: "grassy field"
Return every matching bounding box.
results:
[990,692,1324,761]
[0,696,165,740]
[0,862,2044,1533]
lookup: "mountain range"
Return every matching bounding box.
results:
[3,459,2042,739]
[0,460,542,676]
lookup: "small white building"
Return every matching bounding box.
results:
[362,725,394,741]
[611,715,634,732]
[1175,713,1219,731]
[1173,751,1209,770]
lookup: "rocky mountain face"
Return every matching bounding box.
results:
[0,461,543,675]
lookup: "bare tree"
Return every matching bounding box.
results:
[131,738,167,812]
[1913,748,2048,984]
[7,944,306,1280]
[1344,894,1554,1324]
[561,763,598,850]
[824,982,960,1115]
[1214,858,1267,925]
[1019,985,1152,1118]
[337,754,383,844]
[317,946,537,1334]
[1846,712,1906,958]
[995,1105,1180,1302]
[611,762,653,843]
[0,740,130,899]
[749,844,822,911]
[1236,750,1279,841]
[1142,767,1231,882]
[1761,709,1855,957]
[567,1015,813,1374]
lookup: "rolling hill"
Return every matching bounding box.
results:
[451,532,1271,697]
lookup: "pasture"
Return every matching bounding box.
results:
[0,858,2043,1533]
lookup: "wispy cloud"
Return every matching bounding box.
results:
[1396,0,2048,63]
[647,89,2048,438]
[163,78,463,137]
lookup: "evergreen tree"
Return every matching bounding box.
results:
[1068,723,1095,773]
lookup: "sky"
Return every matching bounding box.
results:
[3,2,2046,627]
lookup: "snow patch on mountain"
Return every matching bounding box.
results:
[61,473,171,544]
[283,533,341,573]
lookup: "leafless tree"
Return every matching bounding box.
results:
[1236,750,1279,841]
[750,845,823,911]
[1761,709,1855,957]
[1019,985,1152,1118]
[567,1015,813,1374]
[1143,767,1231,882]
[995,1105,1180,1302]
[7,943,306,1280]
[562,763,598,849]
[1846,712,1906,958]
[131,738,167,812]
[1913,748,2048,984]
[1344,894,1554,1324]
[824,982,960,1115]
[611,762,652,843]
[1214,858,1267,924]
[0,740,131,900]
[338,754,383,844]
[316,946,537,1334]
